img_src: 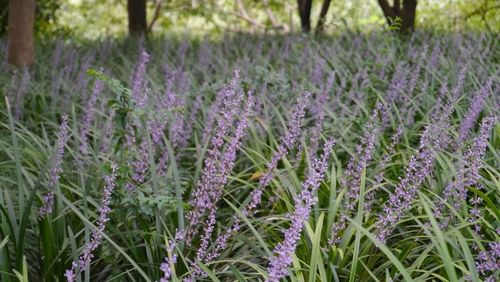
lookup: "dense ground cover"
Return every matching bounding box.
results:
[0,32,499,281]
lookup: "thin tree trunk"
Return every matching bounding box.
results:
[316,0,332,34]
[401,0,417,32]
[147,0,162,33]
[393,0,401,14]
[377,0,396,26]
[297,0,312,32]
[377,0,417,33]
[7,0,35,67]
[127,0,147,36]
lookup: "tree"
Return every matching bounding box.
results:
[127,0,147,36]
[1,0,61,38]
[316,0,332,33]
[7,0,35,67]
[297,0,313,32]
[377,0,417,32]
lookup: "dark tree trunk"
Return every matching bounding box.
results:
[316,0,332,34]
[7,0,35,67]
[297,0,312,33]
[401,0,417,32]
[377,0,417,32]
[127,0,147,36]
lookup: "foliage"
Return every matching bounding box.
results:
[52,0,500,39]
[0,0,63,38]
[0,32,499,281]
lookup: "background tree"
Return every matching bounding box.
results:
[1,0,60,37]
[377,0,417,32]
[127,0,147,36]
[297,0,313,32]
[7,0,36,67]
[316,0,333,33]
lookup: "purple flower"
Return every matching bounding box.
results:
[150,83,178,174]
[330,103,382,244]
[189,91,254,278]
[385,63,408,108]
[184,70,243,244]
[458,78,493,145]
[40,114,69,216]
[376,102,452,243]
[266,138,335,282]
[476,242,500,281]
[365,125,403,213]
[100,110,115,154]
[131,51,150,108]
[159,240,177,282]
[131,140,149,185]
[65,163,118,282]
[79,79,104,156]
[14,69,30,120]
[450,67,466,101]
[427,43,441,69]
[308,91,328,154]
[465,116,496,234]
[148,118,167,146]
[435,116,495,229]
[205,92,311,264]
[246,92,312,217]
[74,52,94,95]
[201,72,240,144]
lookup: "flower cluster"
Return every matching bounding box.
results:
[14,69,30,120]
[190,90,254,276]
[435,115,496,229]
[365,125,404,214]
[40,114,70,216]
[79,79,104,156]
[65,163,118,282]
[377,101,452,243]
[475,242,500,282]
[457,77,493,145]
[131,50,150,108]
[465,115,496,234]
[266,138,335,282]
[330,103,382,245]
[159,240,177,282]
[205,92,311,264]
[184,70,243,245]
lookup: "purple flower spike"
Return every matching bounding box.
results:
[40,114,70,217]
[205,92,312,264]
[189,90,254,279]
[184,70,243,244]
[330,103,382,245]
[14,69,30,120]
[266,138,335,282]
[365,125,403,214]
[476,242,500,282]
[159,240,177,282]
[376,102,452,243]
[458,78,493,145]
[65,163,118,282]
[435,115,496,229]
[131,50,150,108]
[79,79,104,156]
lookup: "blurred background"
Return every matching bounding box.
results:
[1,0,499,40]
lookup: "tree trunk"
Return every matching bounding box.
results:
[297,0,312,33]
[377,0,417,32]
[7,0,35,67]
[127,0,147,36]
[401,0,417,32]
[316,0,332,34]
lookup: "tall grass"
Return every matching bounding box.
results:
[0,32,498,281]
